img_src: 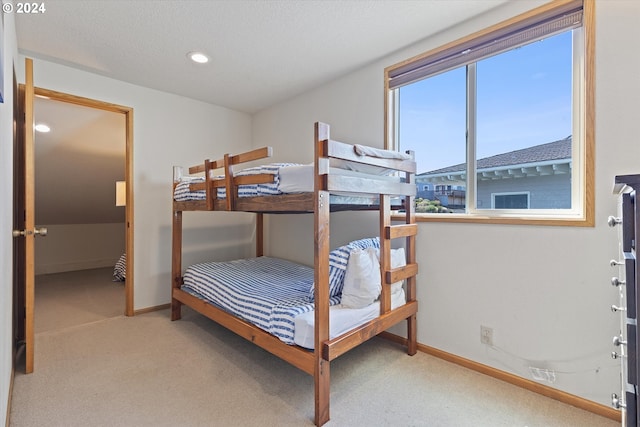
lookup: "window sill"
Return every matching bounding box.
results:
[393,212,594,227]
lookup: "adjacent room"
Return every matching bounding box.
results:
[33,96,126,332]
[1,0,638,426]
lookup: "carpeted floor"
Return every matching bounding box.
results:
[10,302,618,427]
[34,267,125,333]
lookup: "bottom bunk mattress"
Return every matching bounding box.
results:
[181,256,405,348]
[293,289,406,349]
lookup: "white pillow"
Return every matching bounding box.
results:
[340,247,407,308]
[390,247,406,295]
[340,247,381,309]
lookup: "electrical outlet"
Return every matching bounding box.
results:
[480,325,493,346]
[529,367,556,383]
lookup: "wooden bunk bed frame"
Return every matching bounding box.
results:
[171,122,418,426]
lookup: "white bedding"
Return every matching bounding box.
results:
[293,289,406,349]
[278,163,399,192]
[174,163,401,203]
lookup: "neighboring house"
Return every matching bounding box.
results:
[415,137,572,211]
[415,183,435,201]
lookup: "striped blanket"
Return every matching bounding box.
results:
[174,163,299,201]
[181,256,341,345]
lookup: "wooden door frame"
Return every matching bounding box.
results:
[13,72,26,355]
[33,87,135,316]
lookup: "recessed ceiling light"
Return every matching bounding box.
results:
[188,51,209,64]
[35,123,50,133]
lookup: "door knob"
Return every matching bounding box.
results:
[12,227,48,237]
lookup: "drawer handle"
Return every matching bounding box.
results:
[611,277,626,287]
[612,393,626,409]
[613,335,627,347]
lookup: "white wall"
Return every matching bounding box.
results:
[0,5,18,424]
[253,0,640,407]
[17,56,255,310]
[35,223,125,275]
[4,0,637,416]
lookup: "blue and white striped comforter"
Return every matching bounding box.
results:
[174,163,299,201]
[181,256,341,345]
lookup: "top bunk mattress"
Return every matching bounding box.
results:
[173,163,401,205]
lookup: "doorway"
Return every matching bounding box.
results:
[13,70,134,372]
[32,88,134,319]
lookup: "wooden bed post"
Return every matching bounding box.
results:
[256,213,264,257]
[314,122,331,426]
[379,194,392,314]
[224,153,235,211]
[405,152,417,356]
[171,208,183,321]
[204,159,214,211]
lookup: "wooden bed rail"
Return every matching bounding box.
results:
[319,138,416,174]
[187,146,273,174]
[324,174,415,198]
[188,158,223,175]
[316,137,416,198]
[322,301,418,361]
[177,146,274,211]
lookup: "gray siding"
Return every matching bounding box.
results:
[476,174,571,209]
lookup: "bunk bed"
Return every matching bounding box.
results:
[171,122,418,426]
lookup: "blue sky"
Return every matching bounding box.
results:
[398,31,573,174]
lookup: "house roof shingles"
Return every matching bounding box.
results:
[419,137,572,176]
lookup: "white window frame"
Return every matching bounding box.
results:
[385,0,594,227]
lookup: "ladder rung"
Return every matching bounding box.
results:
[385,263,418,284]
[385,224,418,239]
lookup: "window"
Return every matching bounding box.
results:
[385,0,594,226]
[492,193,529,209]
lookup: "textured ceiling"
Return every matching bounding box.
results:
[16,0,509,114]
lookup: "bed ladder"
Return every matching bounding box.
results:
[379,189,418,355]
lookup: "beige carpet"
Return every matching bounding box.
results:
[10,306,618,427]
[34,267,125,333]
